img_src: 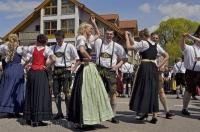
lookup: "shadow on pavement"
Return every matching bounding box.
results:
[116,111,146,124]
[172,108,200,120]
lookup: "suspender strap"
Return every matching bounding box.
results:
[63,43,68,68]
[124,64,131,73]
[99,41,103,66]
[99,41,115,68]
[110,42,115,67]
[176,62,182,72]
[53,43,68,68]
[192,46,197,71]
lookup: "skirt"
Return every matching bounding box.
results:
[129,62,159,113]
[0,63,25,113]
[68,62,113,125]
[23,69,52,121]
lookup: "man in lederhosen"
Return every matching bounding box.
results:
[180,27,200,116]
[51,30,79,119]
[173,57,186,99]
[120,61,134,97]
[94,29,126,123]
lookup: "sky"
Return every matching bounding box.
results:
[0,0,200,37]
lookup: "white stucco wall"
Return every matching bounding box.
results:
[22,18,40,32]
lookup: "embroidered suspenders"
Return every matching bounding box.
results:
[53,43,68,68]
[99,41,115,68]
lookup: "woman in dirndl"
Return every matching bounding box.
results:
[0,34,25,118]
[68,21,113,128]
[23,34,55,127]
[126,29,169,124]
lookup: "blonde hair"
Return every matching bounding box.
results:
[6,34,19,62]
[78,22,92,35]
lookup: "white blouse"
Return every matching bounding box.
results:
[0,44,24,56]
[24,45,54,58]
[132,40,166,55]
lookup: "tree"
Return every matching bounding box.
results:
[156,18,199,64]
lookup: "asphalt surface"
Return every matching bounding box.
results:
[0,95,200,132]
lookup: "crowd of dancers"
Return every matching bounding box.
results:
[0,16,199,128]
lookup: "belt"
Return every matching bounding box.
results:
[141,59,156,63]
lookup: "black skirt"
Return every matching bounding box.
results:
[68,64,84,124]
[129,62,159,113]
[23,69,52,121]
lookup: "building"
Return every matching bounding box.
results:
[0,37,2,44]
[3,0,138,45]
[2,0,140,64]
[100,14,138,36]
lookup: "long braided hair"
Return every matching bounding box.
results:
[6,34,19,62]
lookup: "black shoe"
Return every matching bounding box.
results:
[166,112,174,119]
[150,118,158,124]
[176,96,181,99]
[31,121,48,127]
[31,122,39,127]
[137,113,148,120]
[26,120,31,125]
[111,117,119,124]
[38,121,48,126]
[54,113,64,120]
[182,109,190,116]
[15,113,22,118]
[192,96,198,100]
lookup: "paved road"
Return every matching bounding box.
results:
[0,95,200,132]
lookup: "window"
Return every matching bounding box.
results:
[44,0,57,16]
[44,21,57,37]
[61,19,75,37]
[61,0,75,15]
[35,25,40,31]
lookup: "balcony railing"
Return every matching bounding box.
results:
[18,32,39,45]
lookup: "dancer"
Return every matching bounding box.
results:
[151,32,174,119]
[0,34,26,118]
[173,57,186,99]
[23,34,55,127]
[126,29,169,124]
[180,30,200,116]
[51,30,79,119]
[95,29,127,123]
[68,20,113,128]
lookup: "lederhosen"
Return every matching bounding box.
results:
[97,41,117,95]
[175,62,185,86]
[185,46,200,95]
[52,43,72,97]
[123,64,133,84]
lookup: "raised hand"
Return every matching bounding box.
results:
[90,15,96,24]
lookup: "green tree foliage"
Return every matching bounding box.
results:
[156,18,199,64]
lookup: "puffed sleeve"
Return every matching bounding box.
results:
[132,40,149,52]
[157,44,166,55]
[44,46,54,58]
[0,44,8,55]
[69,44,79,60]
[16,46,25,55]
[76,35,86,50]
